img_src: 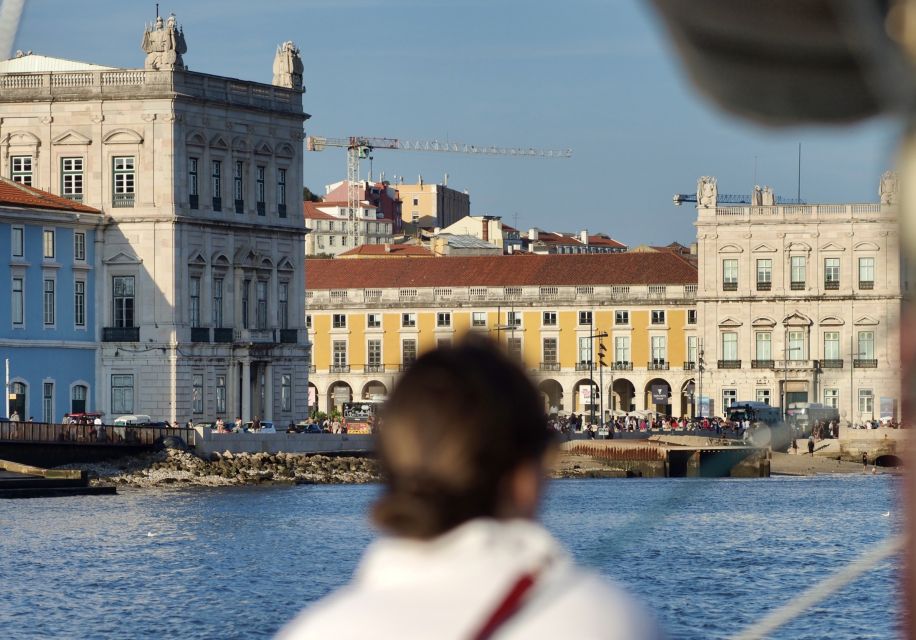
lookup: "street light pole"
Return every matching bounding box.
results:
[588,315,595,426]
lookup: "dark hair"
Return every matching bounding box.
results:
[372,337,552,539]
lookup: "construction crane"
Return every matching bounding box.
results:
[306,135,573,248]
[673,192,805,206]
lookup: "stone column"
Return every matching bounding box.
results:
[264,362,273,422]
[241,359,251,422]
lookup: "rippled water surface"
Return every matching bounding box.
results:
[1,475,900,639]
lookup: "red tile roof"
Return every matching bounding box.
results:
[307,252,697,289]
[303,202,339,221]
[588,235,627,248]
[338,244,434,257]
[0,178,100,214]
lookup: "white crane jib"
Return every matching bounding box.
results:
[305,135,573,248]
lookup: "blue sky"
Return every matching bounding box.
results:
[13,0,901,245]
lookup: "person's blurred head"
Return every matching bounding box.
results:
[372,337,553,540]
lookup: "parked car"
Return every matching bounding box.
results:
[243,421,275,433]
[113,414,152,426]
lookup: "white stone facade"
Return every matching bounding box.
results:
[0,43,311,424]
[695,194,902,424]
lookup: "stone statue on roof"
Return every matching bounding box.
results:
[879,170,898,204]
[761,185,775,206]
[751,184,763,205]
[272,41,304,91]
[141,12,187,71]
[697,176,717,207]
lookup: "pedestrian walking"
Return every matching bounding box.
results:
[862,452,868,467]
[807,436,815,456]
[792,439,798,455]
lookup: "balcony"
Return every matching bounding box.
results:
[212,197,222,212]
[364,364,386,373]
[278,204,287,218]
[279,329,298,344]
[717,359,741,369]
[213,328,233,343]
[819,359,844,369]
[575,362,593,371]
[399,363,415,372]
[790,281,805,291]
[610,361,633,371]
[189,194,199,210]
[112,193,134,208]
[235,199,245,214]
[854,359,878,368]
[751,359,774,369]
[190,327,210,343]
[257,202,266,216]
[647,361,669,371]
[757,281,771,291]
[859,281,874,290]
[64,193,84,203]
[540,362,561,371]
[330,364,350,373]
[824,280,840,290]
[722,282,738,291]
[683,361,696,370]
[102,327,139,342]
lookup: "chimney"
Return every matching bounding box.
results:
[444,172,449,186]
[528,228,538,242]
[481,219,489,242]
[579,229,589,244]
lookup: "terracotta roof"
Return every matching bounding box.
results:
[303,202,339,221]
[338,244,434,257]
[587,235,627,248]
[307,252,698,289]
[0,178,100,214]
[534,233,581,245]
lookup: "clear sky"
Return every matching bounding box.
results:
[12,0,902,246]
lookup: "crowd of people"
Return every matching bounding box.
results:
[547,412,745,439]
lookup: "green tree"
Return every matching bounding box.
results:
[303,186,322,202]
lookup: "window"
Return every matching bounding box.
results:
[412,197,419,206]
[74,232,86,262]
[281,374,292,412]
[579,311,592,325]
[722,259,738,289]
[211,160,223,210]
[824,258,840,288]
[651,310,665,325]
[402,339,417,366]
[788,331,806,361]
[43,382,54,423]
[859,257,875,288]
[332,340,347,367]
[256,166,266,211]
[111,374,134,414]
[61,157,83,201]
[112,156,136,207]
[858,331,875,359]
[473,312,487,327]
[722,388,737,411]
[11,155,32,185]
[542,311,557,326]
[615,310,629,325]
[507,311,521,327]
[43,229,55,259]
[578,336,592,364]
[687,309,697,325]
[234,161,244,210]
[333,313,347,329]
[11,226,23,258]
[507,337,522,361]
[756,259,772,289]
[824,332,840,360]
[192,374,203,414]
[651,336,666,365]
[687,335,698,366]
[366,313,382,329]
[437,312,452,327]
[615,336,630,363]
[43,278,55,325]
[71,384,87,414]
[756,388,771,405]
[402,312,416,328]
[790,256,806,289]
[216,375,227,414]
[255,281,268,330]
[824,388,839,409]
[12,277,23,326]
[212,278,223,327]
[242,279,250,329]
[277,168,287,217]
[368,340,382,367]
[188,157,199,202]
[543,337,558,363]
[305,314,312,330]
[755,332,771,361]
[112,276,135,328]
[721,332,738,361]
[858,389,874,414]
[278,283,289,330]
[74,280,85,327]
[189,277,201,327]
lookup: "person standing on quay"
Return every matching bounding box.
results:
[808,435,815,456]
[278,338,662,640]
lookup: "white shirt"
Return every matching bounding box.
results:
[277,518,661,640]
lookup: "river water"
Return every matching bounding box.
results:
[2,475,900,639]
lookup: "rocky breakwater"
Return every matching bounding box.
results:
[63,449,380,488]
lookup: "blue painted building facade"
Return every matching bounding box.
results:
[0,179,101,422]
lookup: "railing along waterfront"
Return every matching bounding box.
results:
[0,421,196,447]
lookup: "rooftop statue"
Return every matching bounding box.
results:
[272,41,304,90]
[141,13,187,71]
[761,185,775,206]
[751,184,763,206]
[879,170,898,205]
[697,176,717,207]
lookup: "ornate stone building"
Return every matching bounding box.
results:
[694,175,902,424]
[0,16,310,423]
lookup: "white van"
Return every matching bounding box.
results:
[112,414,152,426]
